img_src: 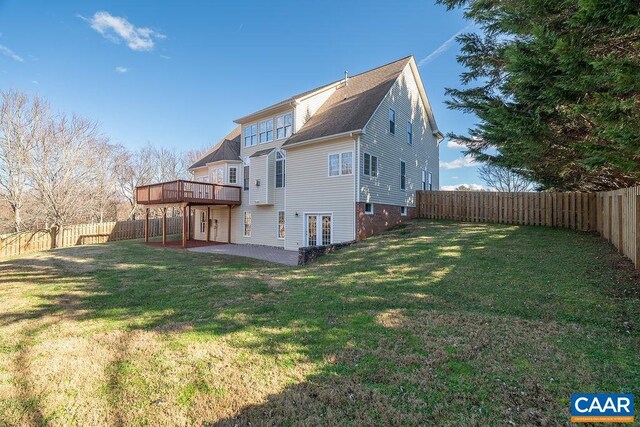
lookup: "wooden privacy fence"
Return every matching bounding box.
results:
[416,187,640,268]
[0,216,183,258]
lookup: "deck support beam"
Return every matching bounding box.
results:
[227,205,232,243]
[144,208,149,243]
[187,206,191,241]
[182,204,188,248]
[162,207,167,246]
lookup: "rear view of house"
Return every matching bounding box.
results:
[138,55,443,250]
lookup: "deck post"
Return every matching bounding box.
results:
[182,204,188,248]
[187,205,191,241]
[227,205,232,243]
[206,207,211,242]
[162,207,167,246]
[144,208,149,243]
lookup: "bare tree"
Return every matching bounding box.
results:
[478,164,535,192]
[29,114,106,228]
[88,141,119,223]
[0,90,49,231]
[114,144,155,219]
[153,146,189,182]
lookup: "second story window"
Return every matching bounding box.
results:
[329,152,353,176]
[259,119,273,143]
[428,172,433,191]
[275,151,285,188]
[364,153,378,177]
[244,124,257,147]
[400,161,406,190]
[407,121,412,145]
[229,166,237,184]
[421,169,427,190]
[389,108,395,134]
[276,112,293,139]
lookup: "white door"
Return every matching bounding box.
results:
[305,214,332,247]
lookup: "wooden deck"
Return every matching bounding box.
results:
[136,180,241,206]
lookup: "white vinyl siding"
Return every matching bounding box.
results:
[359,64,439,207]
[284,137,356,251]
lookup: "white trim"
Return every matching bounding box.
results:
[327,150,354,177]
[303,212,333,247]
[281,130,361,150]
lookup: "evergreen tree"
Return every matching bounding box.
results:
[438,0,640,190]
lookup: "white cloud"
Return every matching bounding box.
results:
[439,156,479,170]
[418,23,474,67]
[31,80,39,85]
[447,138,466,149]
[0,44,24,62]
[441,183,485,191]
[115,66,129,73]
[80,11,164,51]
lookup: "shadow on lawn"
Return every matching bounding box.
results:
[1,220,639,425]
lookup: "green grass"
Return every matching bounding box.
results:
[0,220,638,426]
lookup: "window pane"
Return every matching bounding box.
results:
[284,113,292,125]
[229,168,237,184]
[364,153,370,176]
[244,212,251,237]
[275,160,284,188]
[341,152,352,175]
[278,211,285,239]
[307,215,317,246]
[322,215,331,245]
[243,166,249,190]
[401,161,406,189]
[389,109,395,134]
[329,154,340,176]
[407,122,412,144]
[372,156,378,177]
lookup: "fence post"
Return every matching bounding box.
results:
[618,194,624,253]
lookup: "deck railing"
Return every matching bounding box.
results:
[136,180,241,205]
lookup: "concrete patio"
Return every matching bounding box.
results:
[188,243,299,266]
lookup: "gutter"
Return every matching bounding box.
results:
[280,130,363,150]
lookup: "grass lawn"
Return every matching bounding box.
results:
[0,220,638,426]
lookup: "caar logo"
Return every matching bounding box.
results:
[571,394,634,423]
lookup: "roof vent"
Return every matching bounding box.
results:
[344,70,349,86]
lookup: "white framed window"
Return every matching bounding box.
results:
[275,112,293,139]
[428,172,433,191]
[275,151,285,188]
[421,169,427,190]
[407,121,412,145]
[244,124,257,147]
[389,108,395,134]
[243,211,251,237]
[228,166,238,184]
[259,119,273,143]
[243,157,250,191]
[363,153,378,177]
[328,151,353,177]
[400,161,406,190]
[364,203,374,215]
[200,211,206,233]
[400,206,407,216]
[210,167,224,184]
[277,211,285,239]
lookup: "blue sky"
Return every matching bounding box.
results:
[0,0,481,189]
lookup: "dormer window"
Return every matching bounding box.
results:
[259,119,273,143]
[244,124,257,147]
[276,112,293,139]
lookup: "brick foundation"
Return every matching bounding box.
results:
[356,202,415,240]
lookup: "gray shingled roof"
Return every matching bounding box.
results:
[189,127,241,169]
[282,56,412,146]
[249,148,274,158]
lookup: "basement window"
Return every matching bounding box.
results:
[364,203,374,215]
[400,206,407,216]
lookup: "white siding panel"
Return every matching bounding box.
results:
[284,137,356,251]
[360,65,439,207]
